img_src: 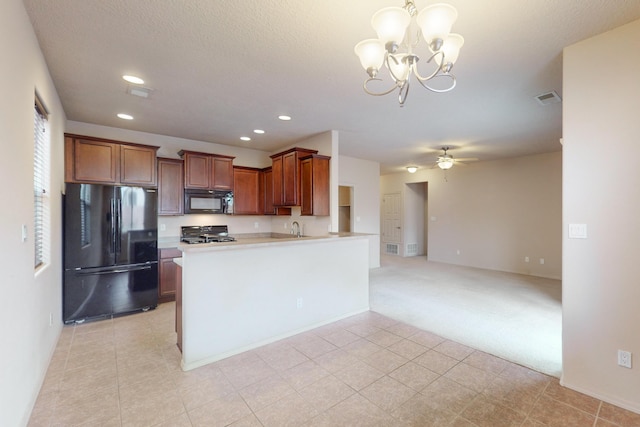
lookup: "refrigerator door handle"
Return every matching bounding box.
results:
[115,198,122,255]
[74,264,153,276]
[109,198,116,255]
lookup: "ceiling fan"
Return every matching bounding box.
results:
[433,146,478,169]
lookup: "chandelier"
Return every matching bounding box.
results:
[354,1,464,106]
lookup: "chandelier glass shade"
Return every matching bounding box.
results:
[354,1,464,106]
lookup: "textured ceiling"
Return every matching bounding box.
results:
[23,0,640,174]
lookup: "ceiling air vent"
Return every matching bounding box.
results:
[126,85,152,99]
[535,90,562,106]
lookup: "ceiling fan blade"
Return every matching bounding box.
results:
[454,157,479,162]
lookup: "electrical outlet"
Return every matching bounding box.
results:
[284,222,288,229]
[254,222,259,229]
[296,297,303,309]
[456,249,460,255]
[159,224,166,231]
[525,256,529,263]
[618,350,632,368]
[539,258,545,265]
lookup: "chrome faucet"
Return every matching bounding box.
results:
[291,221,301,238]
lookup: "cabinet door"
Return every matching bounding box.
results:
[121,144,157,186]
[271,156,284,206]
[282,151,298,206]
[262,168,275,214]
[184,152,211,189]
[73,138,119,183]
[158,158,184,215]
[233,167,260,215]
[301,155,330,216]
[212,157,234,190]
[159,248,181,304]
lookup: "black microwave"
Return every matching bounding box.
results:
[184,189,234,214]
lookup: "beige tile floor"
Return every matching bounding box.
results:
[29,302,640,427]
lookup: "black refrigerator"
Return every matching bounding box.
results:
[63,183,158,324]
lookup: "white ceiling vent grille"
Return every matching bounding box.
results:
[535,91,562,106]
[127,85,152,99]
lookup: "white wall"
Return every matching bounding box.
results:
[0,1,66,425]
[405,183,426,256]
[380,151,562,279]
[562,18,640,413]
[339,155,381,268]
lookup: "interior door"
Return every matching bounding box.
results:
[382,192,402,243]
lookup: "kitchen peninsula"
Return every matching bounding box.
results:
[177,233,370,371]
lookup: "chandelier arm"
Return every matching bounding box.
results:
[362,78,402,97]
[415,74,457,93]
[386,54,405,84]
[398,80,410,106]
[412,51,446,82]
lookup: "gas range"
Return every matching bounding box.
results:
[180,225,236,244]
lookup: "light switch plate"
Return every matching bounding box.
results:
[568,223,587,239]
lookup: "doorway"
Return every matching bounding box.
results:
[338,186,353,233]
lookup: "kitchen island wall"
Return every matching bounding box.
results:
[179,234,370,370]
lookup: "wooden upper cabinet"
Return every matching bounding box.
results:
[121,144,157,186]
[300,154,330,216]
[213,157,234,190]
[270,147,318,207]
[262,167,291,216]
[282,151,298,206]
[65,135,158,186]
[233,166,261,215]
[157,158,184,216]
[179,150,235,190]
[182,151,210,189]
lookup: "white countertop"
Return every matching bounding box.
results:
[177,232,371,253]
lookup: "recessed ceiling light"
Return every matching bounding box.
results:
[278,115,291,121]
[240,136,251,141]
[117,113,133,120]
[122,75,144,85]
[253,129,265,134]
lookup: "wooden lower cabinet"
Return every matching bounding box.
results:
[158,248,181,303]
[176,262,182,352]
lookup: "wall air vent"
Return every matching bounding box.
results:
[385,243,399,255]
[407,243,418,255]
[535,90,562,106]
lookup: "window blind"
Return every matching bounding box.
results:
[34,98,49,269]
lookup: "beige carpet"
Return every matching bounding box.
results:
[369,255,562,377]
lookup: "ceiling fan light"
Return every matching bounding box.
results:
[371,7,411,45]
[438,159,454,169]
[416,3,458,46]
